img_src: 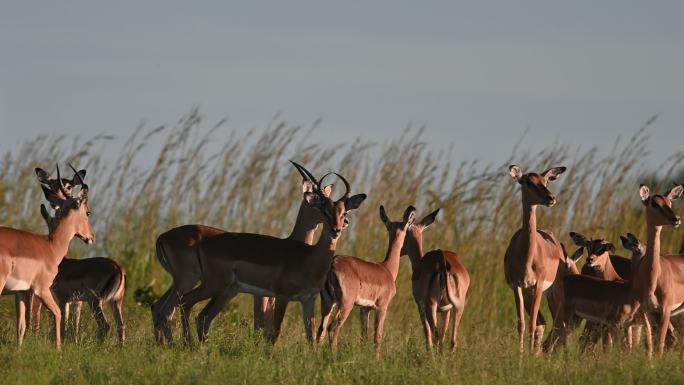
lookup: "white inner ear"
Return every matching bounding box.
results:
[639,185,650,201]
[509,165,522,180]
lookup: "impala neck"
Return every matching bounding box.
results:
[47,214,76,266]
[640,222,662,296]
[382,232,406,282]
[522,202,538,273]
[403,232,424,273]
[287,200,318,245]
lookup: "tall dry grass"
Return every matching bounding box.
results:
[1,109,683,339]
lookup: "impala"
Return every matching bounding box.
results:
[30,204,126,343]
[570,232,626,348]
[151,162,333,344]
[503,164,566,352]
[178,163,366,344]
[399,208,470,352]
[317,205,415,357]
[632,184,683,355]
[0,164,94,350]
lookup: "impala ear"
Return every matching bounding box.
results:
[619,235,629,249]
[345,194,367,211]
[604,243,616,254]
[41,185,63,209]
[321,184,334,198]
[541,166,567,181]
[71,169,86,186]
[40,204,50,221]
[509,165,523,182]
[639,185,650,204]
[379,205,389,225]
[569,232,588,247]
[403,206,417,229]
[418,208,440,228]
[665,184,684,201]
[301,180,314,194]
[35,168,51,185]
[570,247,585,263]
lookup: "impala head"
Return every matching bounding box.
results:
[298,176,334,227]
[620,233,645,256]
[290,161,367,241]
[401,208,439,257]
[36,164,86,205]
[41,164,95,244]
[569,231,615,268]
[379,205,416,243]
[509,165,566,207]
[639,184,683,227]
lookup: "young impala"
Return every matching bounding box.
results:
[503,164,567,353]
[151,161,333,344]
[0,164,94,350]
[400,208,470,352]
[317,205,416,357]
[30,204,126,343]
[178,162,366,345]
[632,184,683,355]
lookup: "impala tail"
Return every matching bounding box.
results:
[105,262,127,302]
[321,269,340,305]
[439,254,461,308]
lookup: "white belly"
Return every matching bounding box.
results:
[542,280,553,291]
[576,310,608,325]
[5,277,31,291]
[671,302,684,315]
[235,281,276,297]
[355,298,376,308]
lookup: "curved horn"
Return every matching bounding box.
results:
[290,160,319,186]
[55,163,69,198]
[317,172,333,193]
[69,163,85,185]
[333,172,351,198]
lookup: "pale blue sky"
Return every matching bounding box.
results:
[1,1,683,166]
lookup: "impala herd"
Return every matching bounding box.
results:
[0,160,682,358]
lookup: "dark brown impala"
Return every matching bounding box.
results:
[0,164,94,350]
[151,161,333,344]
[178,162,366,344]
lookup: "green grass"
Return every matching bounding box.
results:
[1,110,684,384]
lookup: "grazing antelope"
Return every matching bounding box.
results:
[503,164,566,353]
[0,164,94,350]
[178,163,366,345]
[151,163,334,344]
[317,205,416,357]
[30,204,126,343]
[632,183,684,355]
[399,208,470,352]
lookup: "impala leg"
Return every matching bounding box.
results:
[529,283,545,354]
[37,290,62,351]
[30,292,42,334]
[633,325,642,349]
[264,297,276,333]
[269,296,290,344]
[253,295,267,331]
[514,287,525,353]
[450,306,464,353]
[151,286,174,343]
[196,288,237,343]
[317,298,335,344]
[110,298,126,343]
[626,326,634,350]
[73,301,83,343]
[417,302,434,351]
[179,283,216,345]
[15,292,30,346]
[329,302,353,350]
[300,297,316,344]
[643,311,653,356]
[360,307,371,343]
[658,307,672,355]
[426,301,440,348]
[438,310,451,348]
[373,307,388,359]
[61,302,70,342]
[88,298,110,341]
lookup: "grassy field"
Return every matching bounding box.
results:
[1,111,684,384]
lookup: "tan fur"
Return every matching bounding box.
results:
[316,206,415,357]
[503,165,566,353]
[0,190,94,350]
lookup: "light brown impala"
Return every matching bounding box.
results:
[504,164,566,353]
[178,163,366,345]
[316,205,416,357]
[151,162,333,344]
[0,164,94,350]
[632,183,684,355]
[30,204,126,343]
[400,208,470,352]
